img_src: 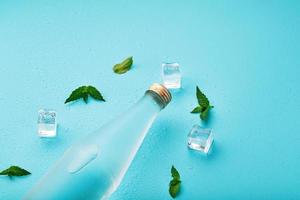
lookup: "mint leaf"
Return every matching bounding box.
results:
[169,165,181,198]
[171,165,180,179]
[0,166,31,177]
[190,106,202,113]
[196,86,209,108]
[169,180,181,198]
[65,86,88,104]
[88,86,105,102]
[113,56,133,74]
[191,86,213,120]
[83,93,89,103]
[65,85,105,104]
[200,107,209,120]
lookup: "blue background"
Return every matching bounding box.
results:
[0,0,300,199]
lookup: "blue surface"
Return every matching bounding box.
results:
[0,1,300,199]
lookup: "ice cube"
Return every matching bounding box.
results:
[161,62,181,89]
[37,109,57,137]
[187,125,213,154]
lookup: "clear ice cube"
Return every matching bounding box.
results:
[161,62,181,89]
[38,109,57,137]
[187,125,213,154]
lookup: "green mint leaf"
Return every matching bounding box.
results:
[87,86,105,102]
[171,165,180,180]
[200,107,209,120]
[191,86,213,121]
[0,166,31,177]
[113,56,133,74]
[83,93,89,104]
[191,106,202,113]
[65,85,105,104]
[169,166,181,198]
[196,86,210,108]
[170,179,181,186]
[169,179,181,198]
[65,86,88,104]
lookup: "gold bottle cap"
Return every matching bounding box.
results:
[147,83,172,108]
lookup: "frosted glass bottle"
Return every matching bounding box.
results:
[24,83,171,200]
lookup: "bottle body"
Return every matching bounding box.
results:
[24,89,168,200]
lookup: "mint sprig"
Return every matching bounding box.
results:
[0,166,31,177]
[169,165,181,198]
[65,85,105,104]
[191,86,213,120]
[113,56,133,74]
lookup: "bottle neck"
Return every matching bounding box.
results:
[144,91,165,110]
[146,83,171,109]
[143,91,166,111]
[127,92,162,121]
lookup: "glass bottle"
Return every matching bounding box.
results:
[24,83,172,200]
